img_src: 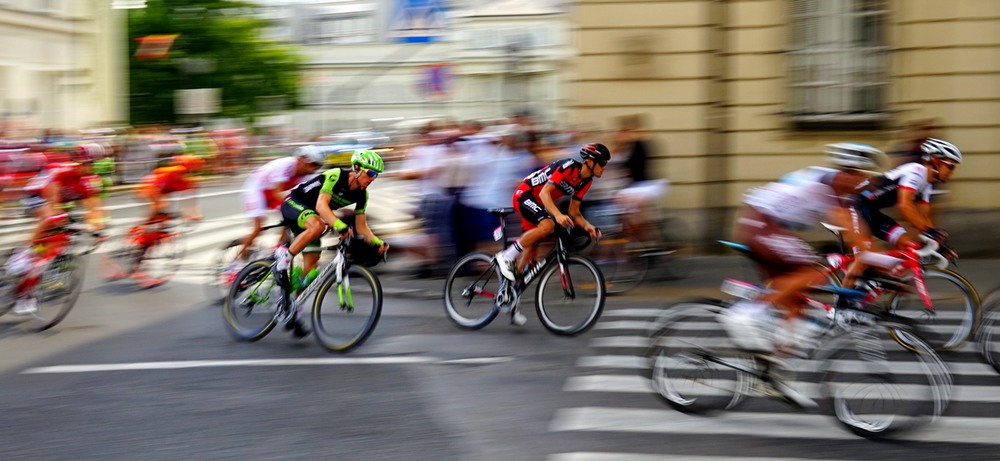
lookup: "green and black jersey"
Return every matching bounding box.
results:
[287,168,369,214]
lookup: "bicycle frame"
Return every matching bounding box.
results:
[518,230,576,296]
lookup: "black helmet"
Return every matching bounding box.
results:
[579,143,611,164]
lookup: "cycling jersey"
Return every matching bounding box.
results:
[23,162,101,206]
[139,166,194,196]
[855,162,933,209]
[242,157,305,216]
[287,168,368,215]
[521,158,594,202]
[852,162,933,244]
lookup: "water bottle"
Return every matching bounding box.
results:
[290,266,303,293]
[302,267,319,290]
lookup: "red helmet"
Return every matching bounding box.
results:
[579,143,611,164]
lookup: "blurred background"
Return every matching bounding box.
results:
[0,0,998,254]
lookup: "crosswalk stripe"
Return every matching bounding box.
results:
[576,354,999,375]
[549,406,1000,444]
[550,454,858,461]
[564,374,1000,401]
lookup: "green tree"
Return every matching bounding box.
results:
[128,0,303,124]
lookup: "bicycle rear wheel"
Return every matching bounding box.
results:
[0,249,15,316]
[818,324,952,438]
[312,265,383,352]
[976,289,1000,374]
[223,259,280,341]
[136,230,186,289]
[534,255,605,336]
[645,299,750,413]
[588,232,648,295]
[97,235,142,281]
[885,268,981,352]
[29,252,86,331]
[443,252,501,329]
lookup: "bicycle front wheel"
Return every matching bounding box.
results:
[886,267,981,352]
[443,252,500,329]
[312,265,383,352]
[223,259,280,341]
[645,299,750,413]
[137,231,186,289]
[534,255,605,336]
[29,252,86,331]
[976,289,1000,374]
[588,232,648,295]
[818,324,952,438]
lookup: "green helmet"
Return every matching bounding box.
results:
[351,149,384,173]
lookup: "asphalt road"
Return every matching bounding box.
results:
[1,177,1000,460]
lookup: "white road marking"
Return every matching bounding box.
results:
[21,356,515,374]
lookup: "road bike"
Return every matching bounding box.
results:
[582,180,696,294]
[443,207,605,336]
[223,232,383,352]
[819,224,981,352]
[645,280,953,439]
[98,211,190,289]
[0,215,102,331]
[204,222,287,304]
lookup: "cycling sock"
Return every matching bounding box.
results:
[501,241,523,260]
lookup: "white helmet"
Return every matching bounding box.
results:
[921,138,962,164]
[296,145,326,166]
[825,142,884,170]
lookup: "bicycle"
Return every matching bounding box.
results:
[819,223,981,352]
[98,211,190,289]
[0,214,103,331]
[223,232,383,352]
[443,207,605,336]
[644,280,953,439]
[204,222,288,304]
[582,180,696,294]
[975,287,1000,374]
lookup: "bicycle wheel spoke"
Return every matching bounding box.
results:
[27,254,84,331]
[535,255,605,336]
[444,253,500,329]
[312,265,382,352]
[222,259,279,341]
[886,268,980,351]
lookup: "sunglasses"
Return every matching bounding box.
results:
[365,169,379,179]
[595,160,608,168]
[940,160,956,170]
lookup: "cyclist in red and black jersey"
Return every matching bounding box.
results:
[494,143,611,325]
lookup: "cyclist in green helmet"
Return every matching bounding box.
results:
[272,149,389,337]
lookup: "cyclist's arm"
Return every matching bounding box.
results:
[539,183,572,228]
[897,188,933,232]
[567,199,599,237]
[314,193,341,233]
[354,213,383,247]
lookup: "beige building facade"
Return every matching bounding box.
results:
[569,0,1000,252]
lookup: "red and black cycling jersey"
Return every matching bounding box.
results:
[855,162,933,210]
[521,158,593,202]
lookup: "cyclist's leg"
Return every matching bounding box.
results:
[517,219,555,274]
[239,216,266,261]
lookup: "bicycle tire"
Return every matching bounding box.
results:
[0,249,15,316]
[534,255,605,336]
[223,259,280,341]
[311,265,383,352]
[884,267,981,352]
[817,323,952,438]
[205,238,254,304]
[976,288,1000,374]
[29,252,86,331]
[97,235,143,282]
[137,230,186,289]
[644,299,750,413]
[589,232,648,295]
[443,252,501,330]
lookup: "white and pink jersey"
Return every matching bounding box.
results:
[242,157,305,218]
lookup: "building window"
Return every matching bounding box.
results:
[310,15,375,44]
[788,0,889,130]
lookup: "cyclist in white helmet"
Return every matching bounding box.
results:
[235,145,325,263]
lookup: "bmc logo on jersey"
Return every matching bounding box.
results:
[529,173,548,187]
[524,198,543,213]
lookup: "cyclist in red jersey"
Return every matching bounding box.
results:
[5,149,105,315]
[494,143,610,325]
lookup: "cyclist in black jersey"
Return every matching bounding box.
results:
[272,150,388,335]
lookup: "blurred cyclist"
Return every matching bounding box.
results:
[840,138,962,289]
[135,154,205,223]
[718,177,839,407]
[235,145,325,263]
[272,150,389,338]
[5,149,105,314]
[494,143,610,326]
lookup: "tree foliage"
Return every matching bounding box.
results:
[128,0,303,124]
